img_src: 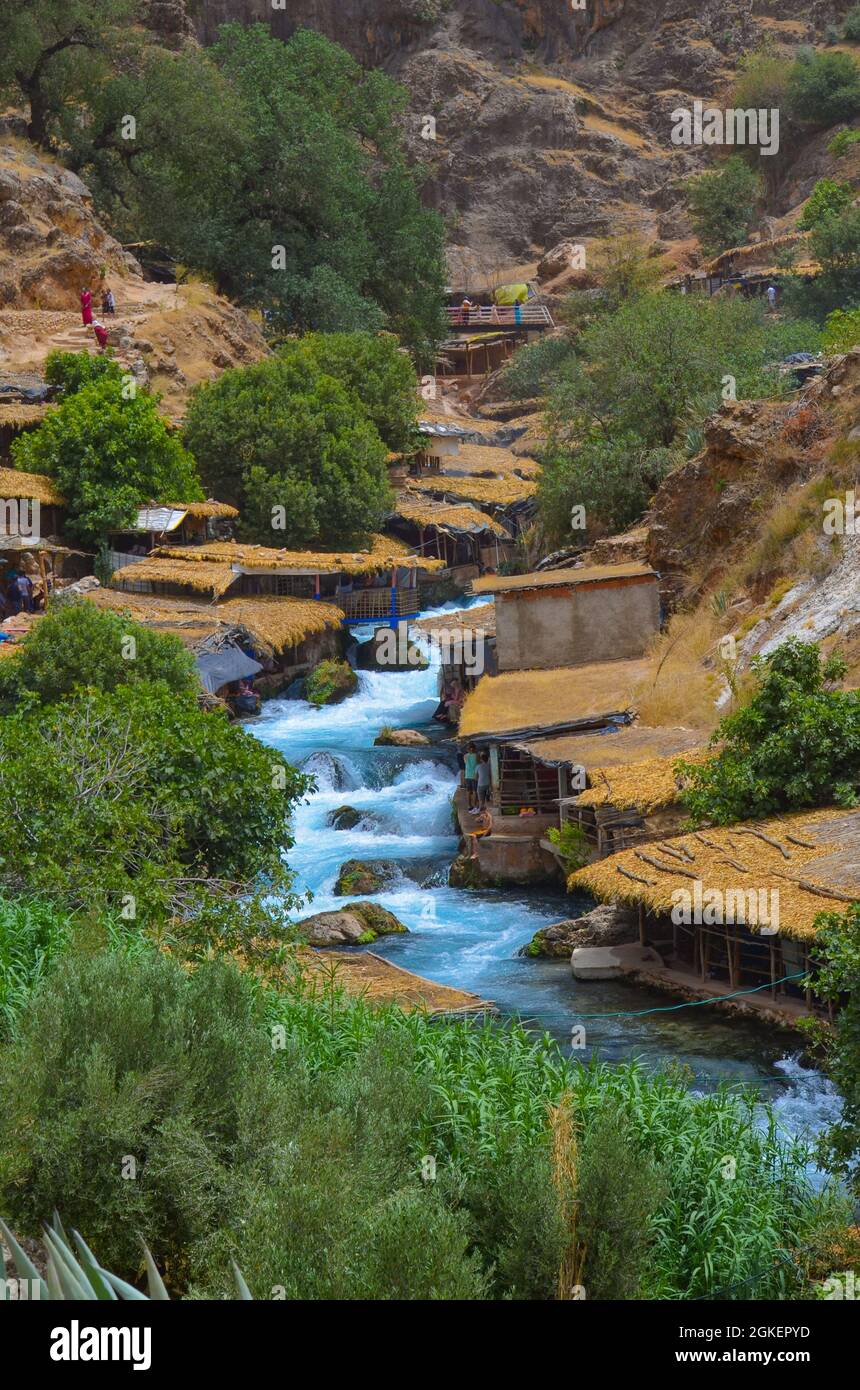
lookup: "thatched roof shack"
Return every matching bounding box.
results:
[702,231,809,278]
[572,807,860,942]
[444,443,541,480]
[216,596,343,654]
[0,466,65,508]
[391,498,510,538]
[0,403,50,432]
[111,556,239,600]
[149,534,442,577]
[459,657,649,741]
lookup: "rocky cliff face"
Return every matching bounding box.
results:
[195,0,855,270]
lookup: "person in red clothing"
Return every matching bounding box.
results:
[93,320,109,351]
[80,287,93,325]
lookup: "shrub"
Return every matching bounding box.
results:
[0,600,198,711]
[679,639,860,824]
[822,304,860,351]
[43,349,123,398]
[305,659,358,707]
[827,127,860,157]
[0,894,73,1039]
[546,820,589,874]
[798,178,856,231]
[786,48,860,127]
[844,6,860,42]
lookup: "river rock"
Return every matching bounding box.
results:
[296,901,409,945]
[522,904,638,959]
[448,852,498,889]
[333,859,399,895]
[327,805,364,830]
[374,728,430,747]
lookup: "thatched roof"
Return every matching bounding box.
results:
[0,467,65,507]
[412,602,496,639]
[166,499,239,520]
[0,403,50,430]
[572,808,860,941]
[458,658,649,740]
[216,596,343,652]
[445,443,541,479]
[515,724,703,770]
[391,496,511,538]
[87,588,344,653]
[110,556,238,598]
[703,231,809,277]
[473,561,656,596]
[573,749,709,815]
[405,474,536,507]
[149,534,443,575]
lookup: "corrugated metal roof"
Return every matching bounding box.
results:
[133,506,188,533]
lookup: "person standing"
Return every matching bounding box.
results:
[102,286,116,315]
[80,287,93,326]
[16,572,34,614]
[464,742,479,811]
[766,283,778,311]
[476,751,492,809]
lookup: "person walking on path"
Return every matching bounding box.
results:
[93,321,109,351]
[80,287,93,326]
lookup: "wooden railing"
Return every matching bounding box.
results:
[444,304,554,332]
[338,588,421,620]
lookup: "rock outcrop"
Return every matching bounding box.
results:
[334,859,399,895]
[523,903,638,958]
[296,900,409,945]
[374,728,430,747]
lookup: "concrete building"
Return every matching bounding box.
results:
[472,562,660,673]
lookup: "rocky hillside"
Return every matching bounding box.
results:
[0,137,267,419]
[195,0,859,275]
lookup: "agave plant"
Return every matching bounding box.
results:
[0,1214,252,1300]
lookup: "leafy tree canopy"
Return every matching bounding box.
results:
[683,156,762,257]
[298,332,419,452]
[0,682,309,924]
[182,339,395,547]
[679,639,860,825]
[12,368,203,547]
[0,600,199,712]
[786,48,860,127]
[798,178,856,231]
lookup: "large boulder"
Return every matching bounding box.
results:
[522,903,638,959]
[374,727,430,747]
[333,859,399,896]
[326,805,364,831]
[296,901,408,946]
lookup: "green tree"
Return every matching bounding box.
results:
[798,178,856,230]
[69,25,446,358]
[43,348,124,397]
[0,0,135,146]
[0,600,199,711]
[12,374,203,547]
[679,639,860,825]
[0,683,309,924]
[300,332,419,452]
[786,48,860,127]
[845,6,860,41]
[811,903,860,1194]
[182,344,394,547]
[684,156,762,256]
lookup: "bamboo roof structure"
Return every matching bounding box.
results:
[573,749,710,815]
[473,561,655,595]
[149,534,443,575]
[405,473,537,507]
[458,658,649,740]
[572,807,860,941]
[391,496,511,538]
[0,466,65,507]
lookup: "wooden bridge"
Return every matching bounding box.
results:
[444,303,554,333]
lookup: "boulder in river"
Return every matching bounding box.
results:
[327,805,364,831]
[374,728,430,747]
[296,901,409,945]
[334,859,399,895]
[448,852,500,889]
[305,659,358,707]
[522,904,638,959]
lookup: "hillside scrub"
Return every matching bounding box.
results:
[679,639,860,825]
[534,294,820,544]
[684,156,762,256]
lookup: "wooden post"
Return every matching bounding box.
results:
[38,551,49,610]
[638,904,646,948]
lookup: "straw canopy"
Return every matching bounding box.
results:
[149,533,443,575]
[392,497,511,538]
[458,658,649,740]
[111,556,238,598]
[88,588,344,654]
[703,231,808,276]
[516,724,703,771]
[444,443,541,479]
[572,807,860,941]
[0,403,50,430]
[406,474,536,507]
[0,466,65,507]
[165,499,239,520]
[573,749,710,815]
